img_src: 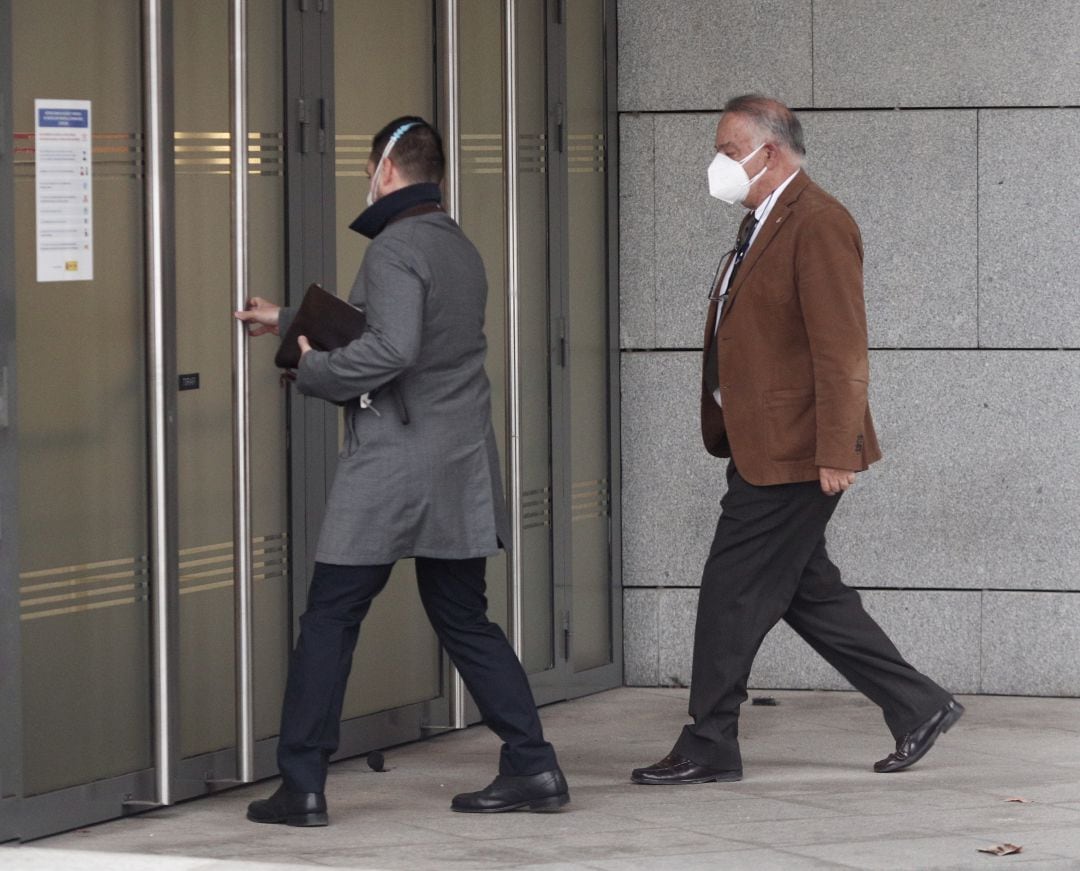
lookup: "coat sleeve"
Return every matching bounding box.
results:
[295,235,424,403]
[793,206,872,472]
[277,305,296,337]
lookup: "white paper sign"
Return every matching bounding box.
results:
[35,99,93,282]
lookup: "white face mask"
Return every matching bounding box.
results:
[707,143,766,205]
[366,121,421,206]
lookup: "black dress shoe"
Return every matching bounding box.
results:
[451,769,570,813]
[631,752,742,785]
[247,784,328,826]
[874,699,965,773]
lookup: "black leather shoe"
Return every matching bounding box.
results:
[451,769,570,813]
[247,784,328,826]
[874,699,965,773]
[631,752,742,785]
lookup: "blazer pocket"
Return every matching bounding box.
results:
[763,388,816,463]
[756,282,795,306]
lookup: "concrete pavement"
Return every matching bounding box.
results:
[5,687,1080,870]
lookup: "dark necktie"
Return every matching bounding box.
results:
[704,213,759,396]
[726,213,759,293]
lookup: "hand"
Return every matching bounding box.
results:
[819,466,855,496]
[298,335,312,359]
[234,296,281,337]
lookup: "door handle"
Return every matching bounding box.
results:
[230,0,255,785]
[142,0,180,808]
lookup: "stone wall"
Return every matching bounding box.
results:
[618,0,1080,695]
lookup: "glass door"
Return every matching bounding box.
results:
[0,0,620,840]
[458,0,512,645]
[172,0,291,772]
[328,0,446,743]
[6,0,303,837]
[563,0,619,691]
[510,0,560,691]
[11,0,155,831]
[0,0,17,833]
[453,0,620,704]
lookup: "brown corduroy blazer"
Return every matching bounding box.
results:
[701,171,882,486]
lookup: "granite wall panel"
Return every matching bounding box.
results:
[751,590,981,694]
[982,592,1080,697]
[619,111,978,350]
[616,0,1080,697]
[657,587,697,688]
[979,110,1080,348]
[651,113,735,349]
[618,114,657,348]
[652,589,980,694]
[619,352,724,588]
[813,0,1080,108]
[828,351,1080,593]
[800,111,978,348]
[618,0,812,112]
[623,588,659,686]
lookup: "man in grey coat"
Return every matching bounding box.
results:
[236,117,568,825]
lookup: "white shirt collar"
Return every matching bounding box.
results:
[752,168,801,226]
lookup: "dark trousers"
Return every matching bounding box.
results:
[674,463,953,771]
[277,557,558,793]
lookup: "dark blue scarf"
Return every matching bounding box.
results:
[348,182,443,239]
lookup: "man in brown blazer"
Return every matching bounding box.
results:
[631,95,963,786]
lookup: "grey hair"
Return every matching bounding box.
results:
[722,94,806,159]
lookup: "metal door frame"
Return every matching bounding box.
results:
[444,0,622,711]
[0,0,23,844]
[559,0,623,700]
[523,0,572,706]
[519,0,623,705]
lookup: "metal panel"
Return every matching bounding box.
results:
[565,0,611,674]
[560,0,623,696]
[0,0,23,841]
[544,0,573,699]
[512,0,558,677]
[286,0,337,631]
[329,0,443,723]
[549,0,623,698]
[14,0,156,801]
[14,697,437,841]
[455,0,511,725]
[171,0,289,773]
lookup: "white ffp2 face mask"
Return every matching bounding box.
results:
[707,143,766,205]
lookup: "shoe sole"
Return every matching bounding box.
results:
[876,702,965,773]
[451,793,570,814]
[246,811,329,827]
[630,771,742,785]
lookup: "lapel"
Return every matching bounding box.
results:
[718,170,810,327]
[703,297,719,359]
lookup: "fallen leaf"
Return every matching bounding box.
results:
[977,843,1023,856]
[1004,797,1031,804]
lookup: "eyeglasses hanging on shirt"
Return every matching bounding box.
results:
[707,213,759,304]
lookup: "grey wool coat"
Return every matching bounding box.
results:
[280,211,511,565]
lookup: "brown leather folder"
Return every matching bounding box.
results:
[274,283,367,369]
